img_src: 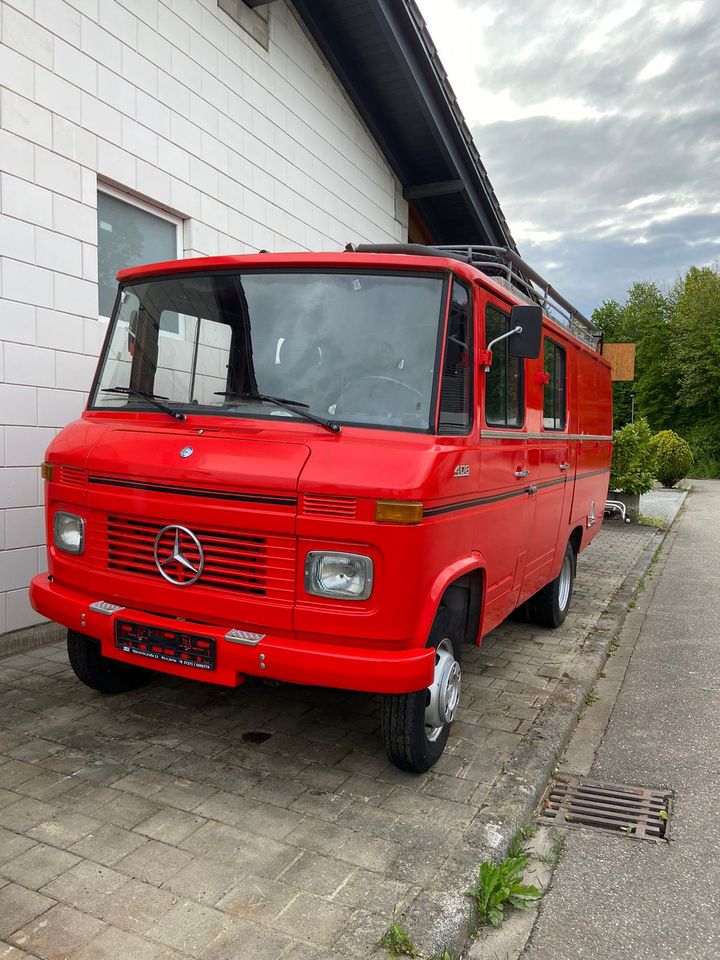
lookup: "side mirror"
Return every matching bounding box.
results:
[508,305,542,359]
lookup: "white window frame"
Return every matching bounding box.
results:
[97,183,184,338]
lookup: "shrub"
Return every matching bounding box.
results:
[650,430,693,487]
[610,418,656,495]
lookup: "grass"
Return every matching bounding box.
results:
[533,837,564,869]
[507,825,536,858]
[584,689,599,706]
[637,514,666,528]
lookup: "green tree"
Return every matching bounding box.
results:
[592,299,633,429]
[667,265,720,474]
[593,282,676,431]
[668,266,720,419]
[625,281,677,430]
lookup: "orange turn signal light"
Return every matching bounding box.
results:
[375,500,423,524]
[40,462,54,481]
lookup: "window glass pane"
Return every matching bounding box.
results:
[543,338,566,430]
[97,192,177,319]
[438,281,472,434]
[92,271,445,432]
[485,304,523,426]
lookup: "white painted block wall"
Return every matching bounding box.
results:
[0,0,408,634]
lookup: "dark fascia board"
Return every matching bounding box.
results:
[398,0,517,250]
[290,0,516,250]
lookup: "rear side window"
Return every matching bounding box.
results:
[484,304,523,427]
[543,338,567,430]
[438,281,472,434]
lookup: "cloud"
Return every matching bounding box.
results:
[415,0,720,314]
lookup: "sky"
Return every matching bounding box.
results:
[415,0,720,317]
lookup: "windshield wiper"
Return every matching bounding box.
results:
[101,386,186,421]
[214,391,340,434]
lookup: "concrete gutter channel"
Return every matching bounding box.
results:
[406,491,687,958]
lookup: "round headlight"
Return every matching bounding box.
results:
[53,511,85,554]
[305,552,373,600]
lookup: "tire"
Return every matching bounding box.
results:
[529,541,575,629]
[67,630,151,693]
[382,607,462,773]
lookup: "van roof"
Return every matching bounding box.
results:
[116,247,601,353]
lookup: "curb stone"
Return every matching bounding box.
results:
[404,522,674,959]
[0,621,64,660]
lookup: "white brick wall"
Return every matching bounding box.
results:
[0,0,408,634]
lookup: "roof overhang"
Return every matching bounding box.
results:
[290,0,516,250]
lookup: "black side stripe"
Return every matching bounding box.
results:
[424,467,610,518]
[88,475,297,507]
[424,487,529,517]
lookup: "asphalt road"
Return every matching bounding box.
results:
[523,480,720,960]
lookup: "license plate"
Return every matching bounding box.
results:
[115,620,216,671]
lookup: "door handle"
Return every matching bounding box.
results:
[559,462,570,471]
[514,468,529,478]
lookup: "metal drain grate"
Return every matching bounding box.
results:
[540,776,672,840]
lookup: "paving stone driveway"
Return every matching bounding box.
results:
[0,521,655,960]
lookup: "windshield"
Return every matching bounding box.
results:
[90,270,446,431]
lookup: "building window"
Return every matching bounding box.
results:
[97,187,181,322]
[543,338,567,430]
[438,281,472,434]
[484,304,523,427]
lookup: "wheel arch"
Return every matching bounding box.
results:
[416,555,486,647]
[568,525,584,575]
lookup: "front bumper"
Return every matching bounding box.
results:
[30,574,434,694]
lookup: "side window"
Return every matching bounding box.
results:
[484,304,523,427]
[543,338,567,430]
[438,281,472,434]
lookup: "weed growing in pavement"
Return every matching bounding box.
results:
[637,514,666,528]
[427,950,458,960]
[584,689,599,706]
[533,837,564,869]
[466,853,542,929]
[376,923,418,957]
[507,825,536,858]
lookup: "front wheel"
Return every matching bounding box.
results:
[529,541,575,628]
[381,608,462,773]
[67,631,151,693]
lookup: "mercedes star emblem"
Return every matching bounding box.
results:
[180,446,194,458]
[153,525,204,586]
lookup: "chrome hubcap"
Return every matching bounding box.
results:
[425,638,462,741]
[558,553,572,611]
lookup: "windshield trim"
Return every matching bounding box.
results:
[87,267,451,435]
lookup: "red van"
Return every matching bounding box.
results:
[30,245,612,772]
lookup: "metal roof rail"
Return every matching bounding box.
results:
[435,245,601,349]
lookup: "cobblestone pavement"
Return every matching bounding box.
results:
[0,521,656,960]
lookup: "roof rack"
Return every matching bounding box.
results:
[435,245,600,350]
[345,243,601,350]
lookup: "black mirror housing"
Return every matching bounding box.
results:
[508,305,542,359]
